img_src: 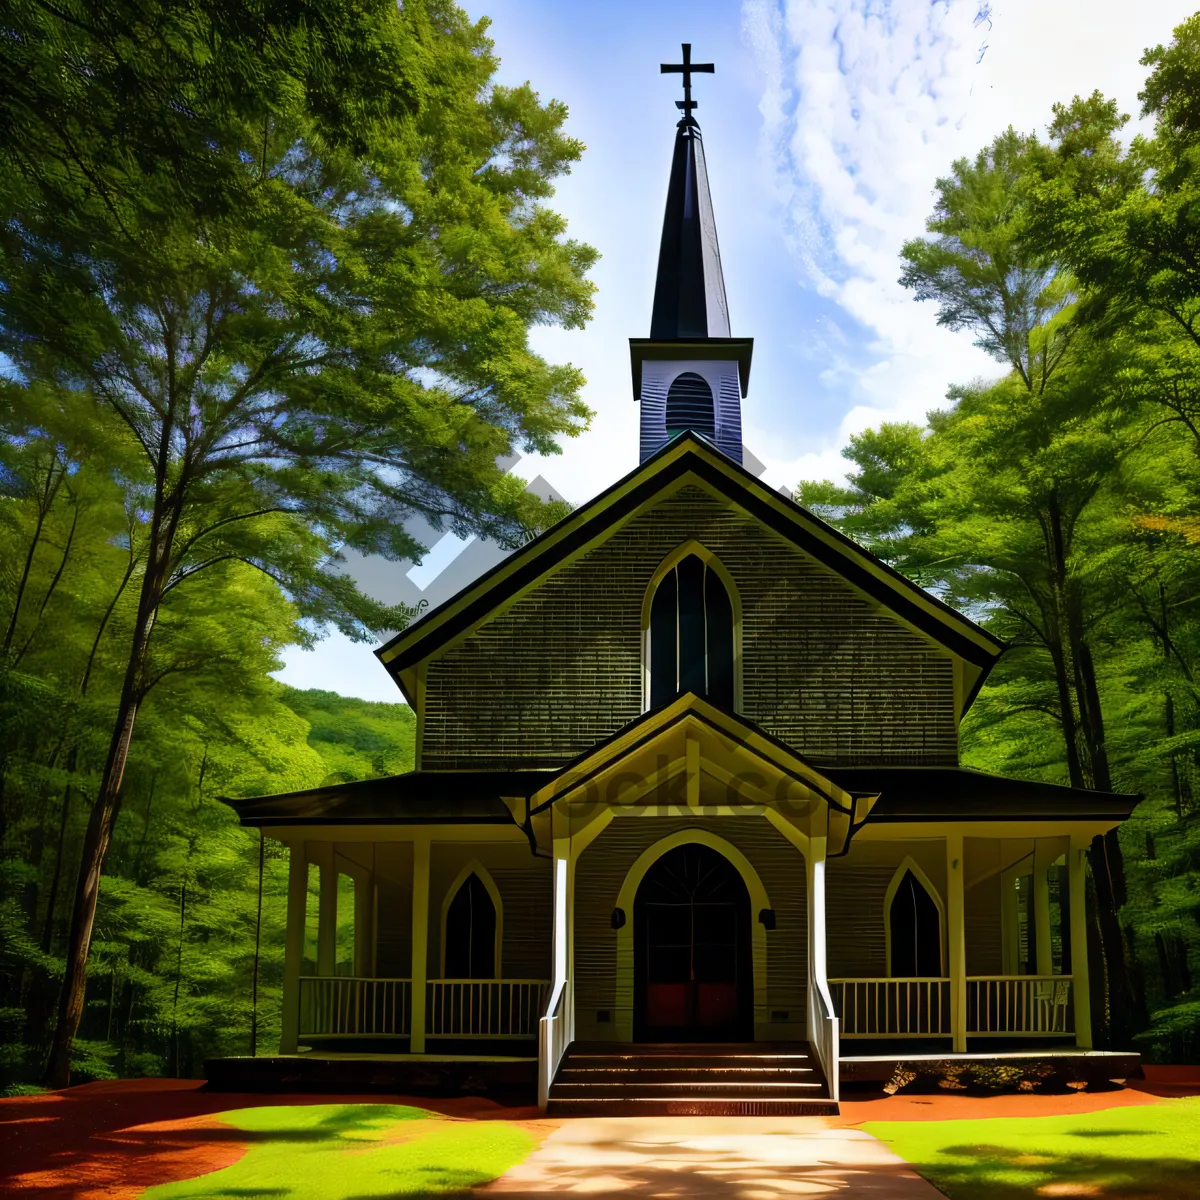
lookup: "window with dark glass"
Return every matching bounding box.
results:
[444,872,496,979]
[665,372,715,441]
[889,870,942,977]
[649,554,734,709]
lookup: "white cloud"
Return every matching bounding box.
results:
[740,0,1198,488]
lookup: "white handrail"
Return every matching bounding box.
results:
[808,977,840,1103]
[538,980,567,1111]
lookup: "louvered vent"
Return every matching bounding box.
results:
[665,372,715,440]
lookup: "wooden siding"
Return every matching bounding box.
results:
[422,487,957,769]
[573,817,808,1041]
[966,872,1004,976]
[428,842,551,980]
[827,841,947,978]
[373,842,413,978]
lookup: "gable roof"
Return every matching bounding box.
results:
[524,690,865,816]
[375,432,1005,705]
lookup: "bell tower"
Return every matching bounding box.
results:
[631,44,753,464]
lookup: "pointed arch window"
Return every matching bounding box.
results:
[444,872,497,979]
[888,868,943,977]
[649,553,734,709]
[665,372,715,441]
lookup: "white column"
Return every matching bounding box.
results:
[807,801,829,1029]
[807,829,828,1034]
[1068,834,1093,1049]
[280,842,307,1054]
[553,834,570,1030]
[410,835,431,1053]
[946,831,967,1053]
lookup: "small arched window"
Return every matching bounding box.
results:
[666,372,715,441]
[649,553,734,710]
[889,869,942,977]
[444,872,497,979]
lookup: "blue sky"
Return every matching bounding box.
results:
[276,0,1198,702]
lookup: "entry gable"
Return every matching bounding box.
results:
[376,434,1004,712]
[527,692,880,854]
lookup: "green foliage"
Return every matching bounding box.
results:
[0,0,594,1084]
[803,13,1200,1058]
[280,687,416,785]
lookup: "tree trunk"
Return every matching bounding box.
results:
[251,831,264,1057]
[2,459,63,655]
[1044,493,1134,1045]
[173,877,187,1079]
[15,500,80,665]
[42,483,178,1087]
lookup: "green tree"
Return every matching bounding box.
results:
[895,125,1151,1042]
[1,0,595,1085]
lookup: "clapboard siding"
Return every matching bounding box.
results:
[966,873,1004,976]
[373,842,413,978]
[826,862,893,978]
[573,817,808,1041]
[422,487,956,769]
[827,842,948,978]
[428,843,551,980]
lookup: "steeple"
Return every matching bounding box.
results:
[651,46,729,339]
[631,44,752,465]
[650,118,731,337]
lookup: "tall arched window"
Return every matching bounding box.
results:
[665,372,715,441]
[649,553,734,710]
[888,868,943,977]
[444,872,497,979]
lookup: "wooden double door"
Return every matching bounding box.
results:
[633,843,753,1041]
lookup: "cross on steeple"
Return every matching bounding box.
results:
[660,43,714,122]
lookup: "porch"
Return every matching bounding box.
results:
[214,724,1140,1108]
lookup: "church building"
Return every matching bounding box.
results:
[217,47,1140,1113]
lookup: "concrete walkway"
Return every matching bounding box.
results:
[484,1116,946,1198]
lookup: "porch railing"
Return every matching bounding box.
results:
[426,979,551,1038]
[298,976,411,1038]
[967,976,1073,1036]
[808,977,840,1102]
[538,980,568,1111]
[829,976,1075,1039]
[829,978,951,1037]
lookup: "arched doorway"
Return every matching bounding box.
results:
[633,842,752,1041]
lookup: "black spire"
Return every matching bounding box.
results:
[651,44,730,339]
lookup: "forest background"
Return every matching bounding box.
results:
[2,1,1200,1090]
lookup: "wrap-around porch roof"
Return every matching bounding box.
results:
[224,693,1139,835]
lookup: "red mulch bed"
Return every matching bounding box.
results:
[836,1063,1200,1124]
[0,1078,542,1199]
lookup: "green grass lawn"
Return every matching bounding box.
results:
[144,1103,536,1199]
[864,1096,1200,1198]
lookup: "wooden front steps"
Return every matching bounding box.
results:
[546,1042,839,1116]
